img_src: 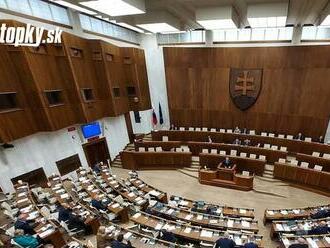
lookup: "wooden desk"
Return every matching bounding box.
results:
[152,130,330,156]
[199,153,265,176]
[128,178,168,203]
[120,151,192,170]
[280,234,330,248]
[135,140,287,164]
[296,153,330,172]
[274,162,330,195]
[199,169,254,191]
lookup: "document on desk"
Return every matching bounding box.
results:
[184,227,192,233]
[27,211,39,220]
[239,209,247,214]
[149,190,161,197]
[60,193,69,199]
[17,198,29,204]
[179,200,188,206]
[276,224,284,231]
[132,213,141,219]
[38,228,54,239]
[185,214,193,220]
[242,221,250,228]
[123,232,132,240]
[325,237,330,244]
[227,220,234,227]
[280,210,288,215]
[267,210,275,215]
[197,215,203,220]
[234,236,242,245]
[282,238,290,247]
[166,209,175,215]
[155,223,163,230]
[128,192,135,197]
[111,203,120,209]
[209,219,218,224]
[17,192,27,197]
[56,189,65,194]
[20,205,33,213]
[292,209,300,214]
[306,238,319,248]
[200,230,213,238]
[216,208,223,214]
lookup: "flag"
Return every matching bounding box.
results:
[159,102,164,125]
[152,109,158,125]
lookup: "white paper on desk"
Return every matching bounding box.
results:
[38,228,54,239]
[280,210,288,215]
[282,238,290,247]
[79,177,86,181]
[234,236,242,246]
[60,193,69,199]
[123,232,132,240]
[239,209,247,214]
[27,211,39,220]
[110,180,117,185]
[137,199,145,205]
[17,192,27,197]
[112,203,120,208]
[55,189,65,194]
[242,221,250,228]
[167,209,175,215]
[185,214,193,220]
[155,223,163,230]
[132,213,141,219]
[293,209,300,214]
[325,237,330,244]
[17,198,29,204]
[138,184,145,188]
[276,224,284,231]
[209,219,218,224]
[149,190,161,197]
[216,208,222,214]
[134,196,143,202]
[184,227,192,233]
[128,192,135,197]
[306,238,319,248]
[179,200,188,206]
[284,225,291,231]
[267,210,275,215]
[227,220,234,227]
[20,205,33,213]
[200,230,213,238]
[197,215,203,220]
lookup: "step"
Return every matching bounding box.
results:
[262,174,274,179]
[264,170,273,175]
[183,167,199,172]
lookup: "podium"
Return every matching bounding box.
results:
[217,165,236,181]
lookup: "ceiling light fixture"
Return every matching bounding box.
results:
[116,22,145,33]
[320,15,330,26]
[51,0,97,15]
[80,0,145,17]
[137,23,179,33]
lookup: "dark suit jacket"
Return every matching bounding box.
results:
[91,199,107,211]
[308,225,329,235]
[288,244,308,248]
[215,238,236,248]
[111,240,132,248]
[14,220,35,235]
[244,242,258,248]
[57,206,72,222]
[161,230,176,243]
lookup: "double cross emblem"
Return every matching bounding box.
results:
[235,70,255,95]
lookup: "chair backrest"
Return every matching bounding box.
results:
[230,150,237,156]
[312,152,320,157]
[195,127,201,131]
[240,152,247,158]
[202,149,209,154]
[271,145,278,150]
[264,144,271,149]
[155,147,162,152]
[314,165,323,171]
[175,148,182,152]
[291,160,298,166]
[202,127,208,131]
[147,147,155,152]
[219,129,225,133]
[188,127,194,131]
[249,154,257,159]
[278,134,285,138]
[300,162,309,168]
[280,146,287,151]
[220,150,226,155]
[227,129,233,133]
[211,149,218,154]
[305,137,312,142]
[323,153,330,159]
[179,127,185,131]
[286,135,294,139]
[210,128,216,132]
[279,158,286,163]
[162,136,168,141]
[261,132,267,136]
[249,130,256,135]
[138,147,146,152]
[269,133,275,137]
[259,155,266,160]
[242,171,250,176]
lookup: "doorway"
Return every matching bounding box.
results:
[82,137,111,167]
[125,112,135,143]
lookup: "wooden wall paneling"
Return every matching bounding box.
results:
[163,47,330,138]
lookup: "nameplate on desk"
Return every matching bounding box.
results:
[132,213,141,219]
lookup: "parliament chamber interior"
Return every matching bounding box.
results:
[1,0,330,247]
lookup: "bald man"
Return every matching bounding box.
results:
[308,221,329,235]
[288,237,308,248]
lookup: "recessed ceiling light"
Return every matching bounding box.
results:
[80,0,145,17]
[51,0,97,15]
[137,23,179,33]
[116,22,145,33]
[248,16,287,28]
[197,19,236,30]
[321,15,330,26]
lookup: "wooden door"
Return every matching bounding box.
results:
[83,137,110,167]
[125,112,134,143]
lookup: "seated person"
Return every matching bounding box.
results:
[218,157,235,169]
[317,135,324,143]
[12,229,39,248]
[234,126,241,134]
[91,197,108,211]
[97,226,114,248]
[288,237,308,248]
[244,236,258,248]
[160,229,177,243]
[242,128,248,134]
[233,138,241,145]
[308,221,329,235]
[170,124,175,130]
[243,139,251,146]
[14,213,36,235]
[294,133,304,141]
[214,232,236,248]
[168,196,178,208]
[310,208,330,219]
[111,234,133,248]
[93,163,101,174]
[208,135,212,143]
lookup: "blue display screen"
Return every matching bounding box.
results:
[81,122,101,139]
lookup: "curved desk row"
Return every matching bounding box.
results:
[280,234,330,248]
[151,130,330,155]
[295,153,330,172]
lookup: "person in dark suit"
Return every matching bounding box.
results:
[14,214,36,235]
[288,237,308,248]
[91,198,108,211]
[111,234,133,248]
[160,229,177,243]
[214,232,236,248]
[308,221,329,235]
[310,208,330,219]
[317,136,324,143]
[218,157,234,169]
[294,133,304,141]
[233,138,241,145]
[234,126,241,134]
[93,163,101,174]
[56,203,72,222]
[243,237,258,248]
[243,139,251,146]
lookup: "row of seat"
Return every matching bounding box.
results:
[201,149,266,160]
[278,159,324,171]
